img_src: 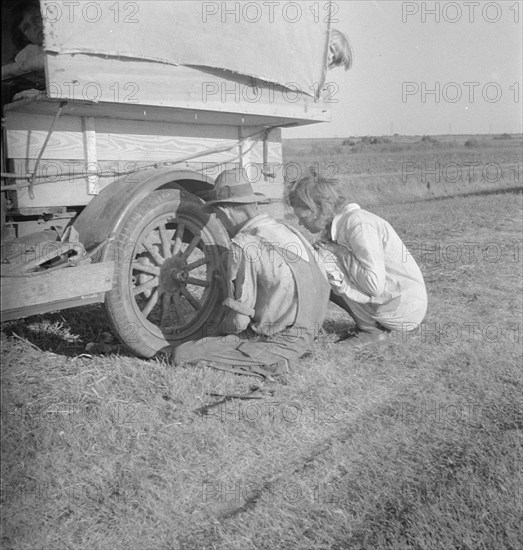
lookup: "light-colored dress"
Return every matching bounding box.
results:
[319,203,427,332]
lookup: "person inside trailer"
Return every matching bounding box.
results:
[172,169,331,379]
[287,175,427,349]
[2,0,45,80]
[327,29,353,71]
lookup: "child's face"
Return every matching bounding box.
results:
[19,8,44,46]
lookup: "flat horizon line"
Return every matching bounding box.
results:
[284,132,523,140]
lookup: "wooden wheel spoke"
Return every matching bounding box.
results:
[143,241,165,266]
[182,234,202,260]
[132,262,160,276]
[172,223,185,256]
[133,277,158,296]
[141,289,159,318]
[180,287,202,310]
[160,293,172,327]
[185,277,209,288]
[158,222,172,259]
[186,257,208,271]
[171,292,186,326]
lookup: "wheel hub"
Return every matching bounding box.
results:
[159,255,188,294]
[171,269,188,283]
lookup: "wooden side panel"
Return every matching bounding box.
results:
[5,111,242,161]
[9,158,90,207]
[0,261,115,314]
[4,108,285,208]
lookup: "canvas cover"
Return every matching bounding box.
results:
[42,0,330,95]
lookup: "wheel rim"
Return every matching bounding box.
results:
[129,212,219,340]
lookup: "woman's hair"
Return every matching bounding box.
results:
[329,29,353,71]
[10,1,42,50]
[286,175,343,225]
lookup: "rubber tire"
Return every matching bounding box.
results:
[104,188,230,358]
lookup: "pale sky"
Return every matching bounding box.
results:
[284,0,523,138]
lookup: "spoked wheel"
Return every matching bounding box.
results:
[104,188,230,358]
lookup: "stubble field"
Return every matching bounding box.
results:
[1,134,522,550]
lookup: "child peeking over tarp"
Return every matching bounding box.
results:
[328,29,353,71]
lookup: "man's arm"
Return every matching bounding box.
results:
[221,241,257,334]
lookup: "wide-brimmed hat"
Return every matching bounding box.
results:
[203,169,269,209]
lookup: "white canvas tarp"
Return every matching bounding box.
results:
[43,0,330,95]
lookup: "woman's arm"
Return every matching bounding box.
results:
[337,222,386,298]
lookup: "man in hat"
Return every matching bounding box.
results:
[172,169,331,378]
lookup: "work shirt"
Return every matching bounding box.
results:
[321,204,426,322]
[223,213,319,336]
[174,214,330,368]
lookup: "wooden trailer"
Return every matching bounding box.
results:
[1,0,332,357]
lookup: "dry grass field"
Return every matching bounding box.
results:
[1,134,522,549]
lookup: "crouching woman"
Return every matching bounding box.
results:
[287,176,427,348]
